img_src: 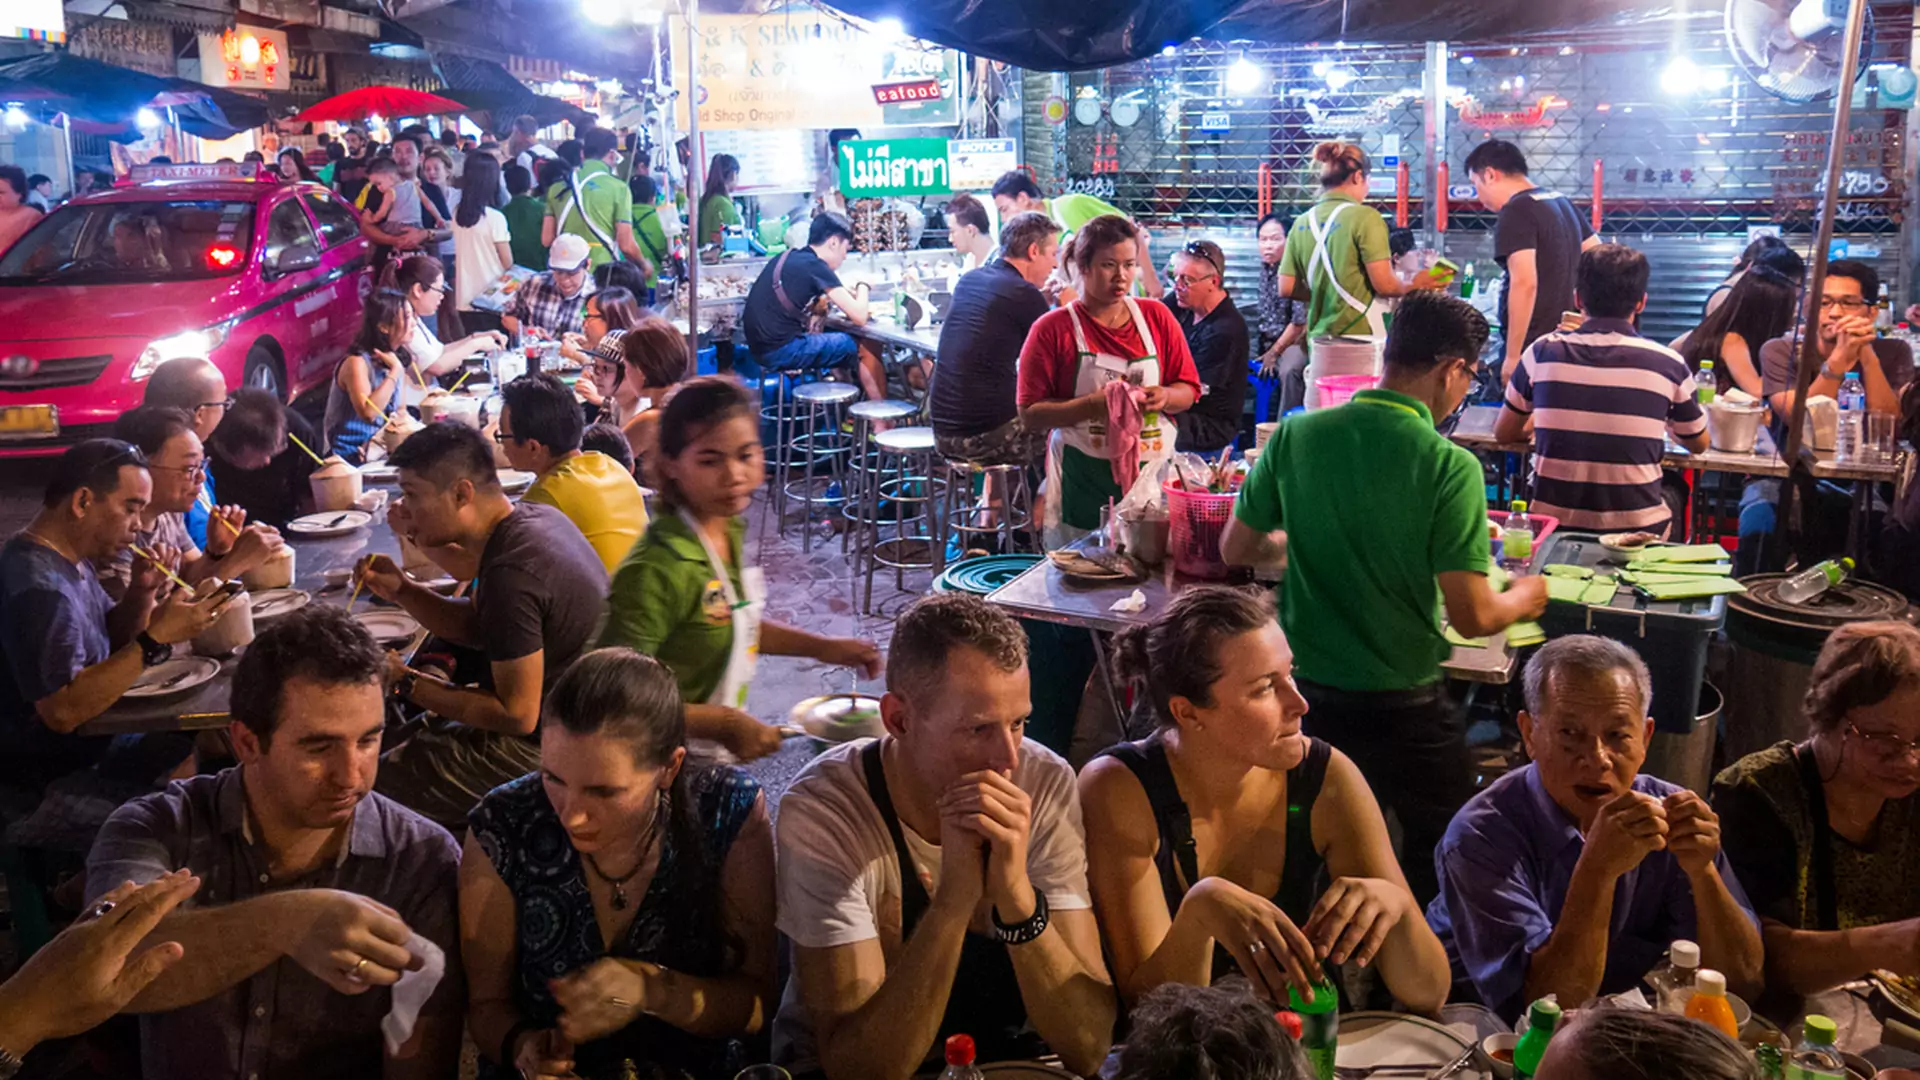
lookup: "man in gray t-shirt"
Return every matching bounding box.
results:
[1756,260,1914,435]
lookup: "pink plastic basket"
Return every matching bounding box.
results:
[1316,373,1379,409]
[1165,477,1236,579]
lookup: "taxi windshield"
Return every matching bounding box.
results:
[0,200,256,285]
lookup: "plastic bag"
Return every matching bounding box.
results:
[1117,455,1176,520]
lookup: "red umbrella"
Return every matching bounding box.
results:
[294,86,469,123]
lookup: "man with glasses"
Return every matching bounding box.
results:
[1427,636,1762,1022]
[1223,291,1545,906]
[1759,260,1914,426]
[1162,239,1249,454]
[503,234,597,341]
[99,407,283,598]
[0,440,223,792]
[143,357,231,551]
[1494,244,1708,537]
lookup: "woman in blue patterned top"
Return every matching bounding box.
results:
[322,288,413,465]
[461,648,774,1080]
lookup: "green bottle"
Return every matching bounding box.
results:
[1756,1044,1785,1080]
[1286,978,1340,1080]
[1513,996,1562,1079]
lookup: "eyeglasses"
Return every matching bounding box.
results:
[493,427,515,445]
[1182,241,1224,277]
[195,398,234,414]
[584,310,606,323]
[1173,273,1218,288]
[1818,297,1873,311]
[1847,721,1920,762]
[150,460,209,480]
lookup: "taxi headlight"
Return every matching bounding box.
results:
[131,325,231,382]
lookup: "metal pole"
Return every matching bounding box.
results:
[1769,0,1870,571]
[61,113,74,191]
[684,0,702,375]
[1423,41,1448,253]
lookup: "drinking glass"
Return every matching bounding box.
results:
[734,1068,792,1080]
[1866,412,1898,464]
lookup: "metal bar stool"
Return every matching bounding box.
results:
[842,399,921,555]
[942,458,1035,558]
[862,425,945,614]
[781,381,861,551]
[756,367,815,546]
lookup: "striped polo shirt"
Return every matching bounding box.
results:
[1506,317,1707,533]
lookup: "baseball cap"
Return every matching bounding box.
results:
[549,234,591,272]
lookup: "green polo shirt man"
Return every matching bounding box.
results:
[1277,189,1394,339]
[544,136,636,270]
[1220,291,1546,905]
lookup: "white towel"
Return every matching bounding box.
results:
[382,933,446,1055]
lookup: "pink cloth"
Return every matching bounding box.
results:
[1105,379,1144,492]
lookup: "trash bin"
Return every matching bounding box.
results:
[1534,532,1728,736]
[1645,682,1721,794]
[1721,574,1911,764]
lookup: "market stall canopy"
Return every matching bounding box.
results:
[293,85,472,122]
[818,0,1666,70]
[431,54,596,130]
[0,51,175,126]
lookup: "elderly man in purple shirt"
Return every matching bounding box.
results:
[1426,635,1763,1021]
[85,605,463,1080]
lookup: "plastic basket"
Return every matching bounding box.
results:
[1166,477,1237,579]
[1316,374,1379,409]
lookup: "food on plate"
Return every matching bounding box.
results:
[1601,531,1661,552]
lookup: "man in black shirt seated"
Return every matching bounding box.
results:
[930,212,1059,467]
[1163,239,1249,454]
[742,212,887,398]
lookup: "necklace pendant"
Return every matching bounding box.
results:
[610,888,627,911]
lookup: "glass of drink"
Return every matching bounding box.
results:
[1865,412,1898,464]
[734,1068,792,1080]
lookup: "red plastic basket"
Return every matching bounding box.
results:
[1316,373,1379,409]
[1165,477,1237,579]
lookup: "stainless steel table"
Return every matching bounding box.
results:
[78,491,407,736]
[827,315,942,354]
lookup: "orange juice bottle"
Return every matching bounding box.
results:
[1684,968,1741,1039]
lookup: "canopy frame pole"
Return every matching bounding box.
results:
[1423,41,1448,253]
[1768,0,1871,571]
[683,0,702,375]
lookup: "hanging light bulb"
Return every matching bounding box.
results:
[1226,54,1265,95]
[581,0,625,26]
[136,107,162,130]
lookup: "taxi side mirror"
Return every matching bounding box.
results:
[271,242,321,277]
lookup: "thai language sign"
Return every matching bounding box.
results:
[838,138,952,198]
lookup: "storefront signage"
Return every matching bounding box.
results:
[872,79,943,105]
[70,21,171,76]
[673,11,958,131]
[197,26,290,90]
[838,138,951,198]
[1455,94,1567,128]
[1043,96,1069,125]
[1199,111,1231,131]
[1061,177,1116,200]
[5,0,65,43]
[1772,128,1903,224]
[948,138,1018,190]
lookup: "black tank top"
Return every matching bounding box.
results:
[1098,734,1332,981]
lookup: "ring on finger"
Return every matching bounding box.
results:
[87,898,117,920]
[346,956,369,981]
[1248,939,1267,955]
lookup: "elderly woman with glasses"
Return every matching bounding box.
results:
[563,286,644,379]
[1712,620,1920,995]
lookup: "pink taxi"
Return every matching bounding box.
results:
[0,162,373,456]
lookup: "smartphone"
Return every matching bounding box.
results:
[206,580,245,609]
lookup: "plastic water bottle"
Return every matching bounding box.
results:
[1287,978,1340,1080]
[1786,1014,1847,1080]
[1697,360,1716,405]
[1501,500,1535,571]
[939,1034,986,1080]
[1513,996,1562,1079]
[1836,372,1865,462]
[1647,939,1700,1013]
[1778,557,1854,605]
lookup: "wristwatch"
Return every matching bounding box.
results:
[992,890,1051,946]
[136,631,172,668]
[391,671,418,703]
[0,1045,24,1078]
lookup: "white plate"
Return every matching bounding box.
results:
[354,609,421,646]
[1336,1012,1473,1070]
[250,588,311,621]
[791,694,885,744]
[287,510,372,538]
[499,469,534,493]
[360,464,400,484]
[124,656,221,699]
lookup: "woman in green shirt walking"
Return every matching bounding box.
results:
[1277,140,1442,344]
[601,377,880,760]
[698,153,743,250]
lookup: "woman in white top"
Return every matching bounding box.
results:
[452,152,513,314]
[386,254,506,404]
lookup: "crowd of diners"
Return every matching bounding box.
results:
[0,138,1916,1080]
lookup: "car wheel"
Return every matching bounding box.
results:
[242,345,286,402]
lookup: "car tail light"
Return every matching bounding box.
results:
[205,243,240,269]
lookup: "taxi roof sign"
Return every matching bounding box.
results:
[123,162,277,185]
